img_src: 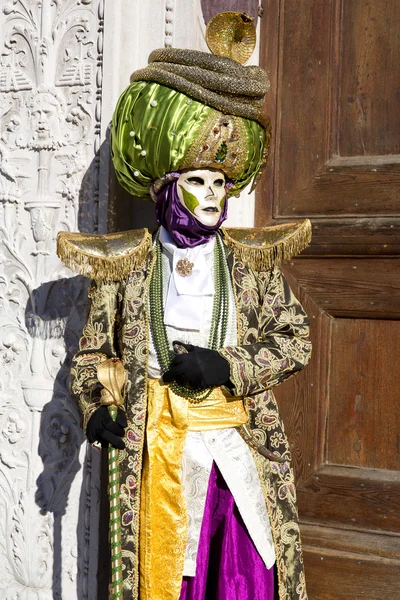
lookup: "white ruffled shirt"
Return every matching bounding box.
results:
[148,227,276,576]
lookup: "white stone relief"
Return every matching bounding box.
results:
[0,1,104,599]
[0,2,263,599]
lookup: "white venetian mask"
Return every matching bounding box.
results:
[176,168,226,227]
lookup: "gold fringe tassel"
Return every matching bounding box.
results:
[222,219,312,272]
[57,219,311,280]
[56,229,153,281]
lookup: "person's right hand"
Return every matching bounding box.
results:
[86,405,127,449]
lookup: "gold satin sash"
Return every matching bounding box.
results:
[139,380,248,600]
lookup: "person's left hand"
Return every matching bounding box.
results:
[162,342,231,390]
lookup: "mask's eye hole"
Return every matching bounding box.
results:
[214,178,225,187]
[186,176,205,186]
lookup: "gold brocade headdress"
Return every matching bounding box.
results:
[111,12,271,200]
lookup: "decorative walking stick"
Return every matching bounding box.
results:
[97,357,126,600]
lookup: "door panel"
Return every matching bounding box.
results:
[259,0,400,220]
[328,319,400,470]
[285,258,400,319]
[257,1,400,597]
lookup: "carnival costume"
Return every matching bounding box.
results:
[58,12,312,600]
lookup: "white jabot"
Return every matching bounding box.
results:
[159,227,215,330]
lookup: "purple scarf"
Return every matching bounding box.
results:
[154,174,228,248]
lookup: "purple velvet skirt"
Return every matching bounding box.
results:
[179,462,275,600]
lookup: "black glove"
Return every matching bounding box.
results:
[86,405,127,449]
[162,342,231,391]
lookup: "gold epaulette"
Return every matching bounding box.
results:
[56,229,153,280]
[222,219,311,271]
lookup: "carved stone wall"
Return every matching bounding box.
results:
[0,3,262,599]
[0,1,104,598]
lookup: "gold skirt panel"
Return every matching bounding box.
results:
[139,379,248,600]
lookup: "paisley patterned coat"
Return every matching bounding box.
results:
[67,224,312,600]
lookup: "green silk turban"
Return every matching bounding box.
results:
[111,49,271,200]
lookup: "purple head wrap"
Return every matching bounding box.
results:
[154,174,229,248]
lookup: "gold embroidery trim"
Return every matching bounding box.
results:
[180,111,248,180]
[131,248,157,599]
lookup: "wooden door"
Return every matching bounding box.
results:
[257,2,400,598]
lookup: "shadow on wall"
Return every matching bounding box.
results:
[29,274,91,600]
[31,147,108,600]
[31,276,113,600]
[32,133,158,599]
[108,159,158,233]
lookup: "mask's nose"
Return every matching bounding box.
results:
[206,185,217,200]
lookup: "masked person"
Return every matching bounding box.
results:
[58,13,312,600]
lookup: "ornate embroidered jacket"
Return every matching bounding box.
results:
[62,222,312,600]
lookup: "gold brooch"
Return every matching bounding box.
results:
[175,258,194,277]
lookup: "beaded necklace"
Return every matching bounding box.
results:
[150,232,230,403]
